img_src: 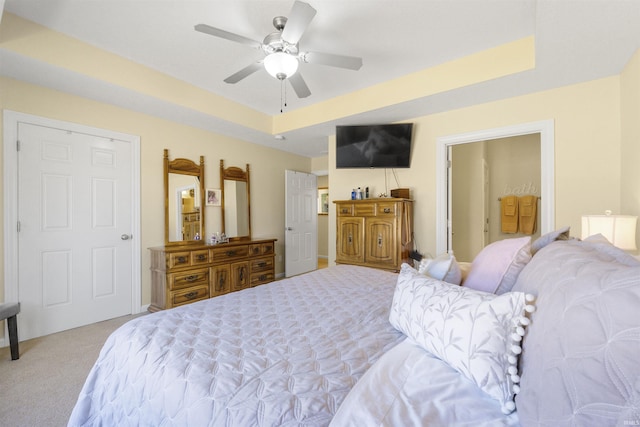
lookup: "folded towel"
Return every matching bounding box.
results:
[519,195,538,235]
[501,195,519,234]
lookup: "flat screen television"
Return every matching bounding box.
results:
[336,123,413,168]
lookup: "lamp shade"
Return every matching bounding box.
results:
[581,214,638,250]
[264,52,299,80]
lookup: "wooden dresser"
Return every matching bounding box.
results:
[148,238,276,311]
[335,198,413,272]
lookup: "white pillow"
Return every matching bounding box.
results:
[464,236,532,294]
[417,252,462,285]
[330,339,521,427]
[389,264,535,414]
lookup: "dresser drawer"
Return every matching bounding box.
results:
[354,203,376,216]
[250,272,274,287]
[376,202,397,216]
[336,204,354,216]
[211,245,250,263]
[191,249,210,266]
[170,285,209,307]
[168,251,192,269]
[250,242,275,257]
[168,267,209,291]
[250,256,274,273]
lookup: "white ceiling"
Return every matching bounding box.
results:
[2,0,640,158]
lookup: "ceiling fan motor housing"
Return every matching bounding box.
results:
[263,29,299,55]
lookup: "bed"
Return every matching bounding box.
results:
[68,265,406,426]
[69,232,640,427]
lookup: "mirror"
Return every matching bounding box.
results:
[220,160,251,241]
[164,149,205,245]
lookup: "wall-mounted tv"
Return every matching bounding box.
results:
[336,123,413,168]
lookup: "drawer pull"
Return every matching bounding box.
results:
[185,275,199,282]
[257,261,267,267]
[259,274,267,281]
[196,254,206,261]
[348,233,353,244]
[225,250,237,257]
[252,247,260,254]
[341,208,349,214]
[383,208,391,213]
[239,266,245,281]
[176,256,187,264]
[378,233,383,247]
[184,291,198,300]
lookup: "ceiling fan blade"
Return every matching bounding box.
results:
[281,1,317,44]
[195,24,262,49]
[224,61,263,84]
[302,51,363,70]
[288,73,311,98]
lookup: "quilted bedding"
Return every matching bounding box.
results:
[68,265,405,426]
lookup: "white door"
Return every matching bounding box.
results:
[285,170,317,277]
[16,122,134,340]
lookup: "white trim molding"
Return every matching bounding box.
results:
[436,120,555,254]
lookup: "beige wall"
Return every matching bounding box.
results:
[621,49,640,248]
[0,77,311,307]
[330,74,630,263]
[486,134,541,244]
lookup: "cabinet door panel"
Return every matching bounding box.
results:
[210,265,231,297]
[336,217,365,263]
[230,261,250,291]
[365,218,397,266]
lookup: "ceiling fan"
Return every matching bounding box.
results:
[194,1,363,99]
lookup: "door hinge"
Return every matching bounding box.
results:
[447,159,452,169]
[16,140,21,152]
[17,221,21,233]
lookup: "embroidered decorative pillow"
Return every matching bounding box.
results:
[417,252,462,285]
[464,236,532,294]
[389,264,535,414]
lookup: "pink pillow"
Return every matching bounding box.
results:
[463,237,532,294]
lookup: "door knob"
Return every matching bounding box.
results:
[121,234,132,240]
[285,227,293,231]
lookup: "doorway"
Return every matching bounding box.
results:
[3,111,141,342]
[436,120,555,257]
[451,135,542,262]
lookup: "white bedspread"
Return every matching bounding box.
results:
[68,265,405,426]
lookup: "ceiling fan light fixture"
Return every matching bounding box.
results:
[264,52,299,80]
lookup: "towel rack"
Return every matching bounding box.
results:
[498,196,541,201]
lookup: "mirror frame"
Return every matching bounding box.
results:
[220,159,252,241]
[164,149,205,246]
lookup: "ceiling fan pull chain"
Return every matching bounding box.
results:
[280,78,288,113]
[280,79,284,113]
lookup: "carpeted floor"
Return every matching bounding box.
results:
[0,313,145,427]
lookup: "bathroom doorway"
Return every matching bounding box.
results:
[436,120,555,259]
[450,134,541,262]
